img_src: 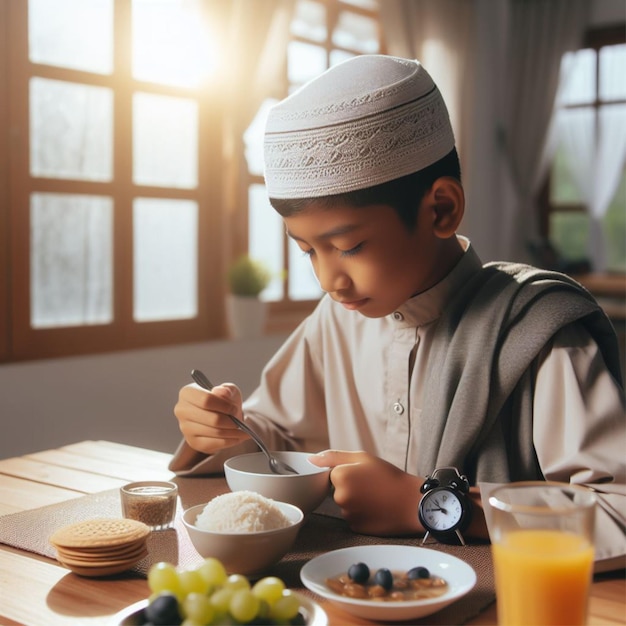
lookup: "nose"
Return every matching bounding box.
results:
[314,256,351,293]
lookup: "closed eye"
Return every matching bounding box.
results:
[300,242,363,258]
[339,242,364,257]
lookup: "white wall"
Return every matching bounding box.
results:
[590,0,625,26]
[0,334,287,460]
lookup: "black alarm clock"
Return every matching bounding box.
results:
[418,466,472,546]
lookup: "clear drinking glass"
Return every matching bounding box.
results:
[488,481,596,626]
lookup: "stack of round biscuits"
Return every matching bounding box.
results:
[49,517,150,577]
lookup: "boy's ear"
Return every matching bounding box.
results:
[425,177,465,238]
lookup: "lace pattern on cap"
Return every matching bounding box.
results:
[264,89,454,199]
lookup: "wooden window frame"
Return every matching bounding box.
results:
[537,24,626,240]
[1,0,226,362]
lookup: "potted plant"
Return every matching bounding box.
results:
[226,255,272,339]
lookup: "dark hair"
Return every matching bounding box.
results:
[269,148,461,230]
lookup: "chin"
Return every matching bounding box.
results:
[356,304,396,319]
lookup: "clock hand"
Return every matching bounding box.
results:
[425,506,449,514]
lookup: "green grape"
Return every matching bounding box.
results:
[183,592,215,624]
[257,598,271,619]
[181,620,204,626]
[198,557,228,587]
[179,569,211,596]
[148,561,182,596]
[270,590,300,621]
[210,587,235,614]
[223,573,250,591]
[229,589,260,623]
[252,576,286,605]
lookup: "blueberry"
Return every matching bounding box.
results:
[408,566,430,579]
[144,593,182,625]
[373,568,393,590]
[348,562,370,584]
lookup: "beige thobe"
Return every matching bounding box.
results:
[170,240,626,570]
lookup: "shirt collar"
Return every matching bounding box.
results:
[391,237,483,327]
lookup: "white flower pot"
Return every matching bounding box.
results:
[226,294,268,339]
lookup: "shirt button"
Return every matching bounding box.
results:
[393,402,404,415]
[393,311,404,321]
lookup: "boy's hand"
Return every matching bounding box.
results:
[309,450,424,536]
[174,383,249,455]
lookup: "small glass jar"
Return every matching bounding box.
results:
[120,481,178,531]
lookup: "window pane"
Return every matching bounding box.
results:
[249,184,283,301]
[133,198,198,322]
[559,49,596,105]
[332,11,379,53]
[330,49,356,66]
[340,0,379,10]
[30,78,113,181]
[291,0,327,42]
[550,140,585,205]
[289,239,323,301]
[604,171,626,272]
[550,211,590,263]
[132,0,216,87]
[288,42,327,87]
[551,172,626,273]
[28,0,113,74]
[133,93,198,188]
[30,193,113,328]
[600,44,626,101]
[244,99,278,176]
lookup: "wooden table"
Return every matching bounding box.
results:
[0,440,624,626]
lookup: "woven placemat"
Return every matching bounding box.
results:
[0,476,495,625]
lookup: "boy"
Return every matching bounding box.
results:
[170,55,625,569]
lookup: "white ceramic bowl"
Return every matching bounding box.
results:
[300,544,477,622]
[182,500,304,575]
[224,451,331,515]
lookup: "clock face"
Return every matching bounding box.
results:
[420,489,464,531]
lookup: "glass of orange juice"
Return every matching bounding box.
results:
[488,481,596,626]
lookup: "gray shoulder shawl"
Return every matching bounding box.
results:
[417,262,624,483]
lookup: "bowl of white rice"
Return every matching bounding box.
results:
[182,491,304,575]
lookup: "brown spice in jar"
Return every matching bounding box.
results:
[121,483,177,529]
[124,494,176,527]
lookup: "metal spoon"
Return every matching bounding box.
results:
[190,369,299,475]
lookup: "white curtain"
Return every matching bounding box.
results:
[556,103,626,270]
[209,0,296,254]
[501,0,588,261]
[379,0,474,160]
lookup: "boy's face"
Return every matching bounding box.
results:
[284,200,453,318]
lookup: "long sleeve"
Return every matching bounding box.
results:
[168,302,331,475]
[533,323,626,571]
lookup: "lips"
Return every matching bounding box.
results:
[338,298,369,311]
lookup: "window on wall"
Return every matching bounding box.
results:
[539,26,626,274]
[1,0,225,361]
[243,0,383,331]
[0,0,385,361]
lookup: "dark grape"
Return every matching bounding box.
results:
[373,568,393,590]
[144,593,182,625]
[348,562,370,584]
[407,566,430,579]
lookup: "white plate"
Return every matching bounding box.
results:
[300,544,476,622]
[112,591,328,625]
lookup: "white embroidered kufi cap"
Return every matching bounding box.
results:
[264,54,455,199]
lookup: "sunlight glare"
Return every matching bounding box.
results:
[132,0,217,88]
